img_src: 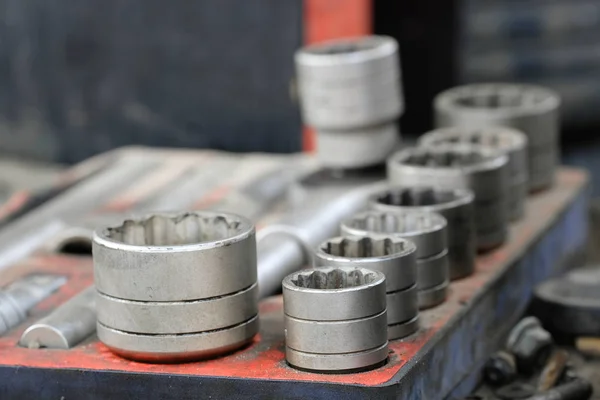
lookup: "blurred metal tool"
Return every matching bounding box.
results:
[0,274,66,335]
[537,349,569,392]
[257,178,386,299]
[20,286,96,349]
[526,379,592,400]
[533,268,600,338]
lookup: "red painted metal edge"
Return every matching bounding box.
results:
[301,0,373,152]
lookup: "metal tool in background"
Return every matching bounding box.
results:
[295,35,403,169]
[434,83,560,192]
[282,266,389,373]
[0,155,158,271]
[340,210,449,309]
[93,211,258,363]
[526,379,593,400]
[314,235,419,339]
[506,317,553,375]
[370,186,477,280]
[0,274,66,336]
[19,286,96,349]
[419,125,529,221]
[387,144,510,251]
[532,267,600,338]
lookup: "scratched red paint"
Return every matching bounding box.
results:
[0,169,587,387]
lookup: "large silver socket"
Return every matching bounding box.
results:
[369,186,476,280]
[93,211,257,301]
[419,126,528,221]
[434,83,560,191]
[282,267,389,373]
[92,211,259,362]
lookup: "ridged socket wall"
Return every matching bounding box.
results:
[370,186,476,280]
[340,210,449,309]
[434,83,560,191]
[419,126,528,221]
[93,211,258,363]
[295,35,403,168]
[314,235,419,339]
[282,266,389,373]
[387,144,510,251]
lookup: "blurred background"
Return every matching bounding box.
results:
[0,0,599,191]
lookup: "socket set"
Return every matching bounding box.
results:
[0,146,588,399]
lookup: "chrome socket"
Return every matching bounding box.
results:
[314,235,419,339]
[295,36,402,168]
[282,267,389,372]
[340,210,449,310]
[419,126,528,221]
[93,211,258,363]
[434,83,560,192]
[370,186,476,280]
[387,145,510,251]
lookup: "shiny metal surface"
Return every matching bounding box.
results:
[434,83,560,191]
[97,315,258,363]
[370,186,475,222]
[282,267,386,321]
[313,235,418,338]
[0,156,156,271]
[388,315,419,340]
[416,249,450,290]
[282,266,388,372]
[314,235,417,292]
[387,145,510,251]
[369,186,476,280]
[19,286,96,349]
[295,35,402,168]
[315,123,399,169]
[386,284,419,326]
[419,126,528,180]
[258,181,385,299]
[284,310,388,354]
[340,210,447,259]
[417,279,449,310]
[93,211,259,362]
[295,36,398,83]
[0,274,66,336]
[387,145,509,202]
[419,126,528,221]
[96,283,258,334]
[93,211,256,301]
[285,342,389,373]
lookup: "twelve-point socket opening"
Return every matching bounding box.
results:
[348,211,439,234]
[321,236,406,258]
[292,268,377,290]
[375,187,459,207]
[105,213,244,246]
